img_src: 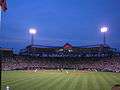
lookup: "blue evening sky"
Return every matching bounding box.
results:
[0,0,120,52]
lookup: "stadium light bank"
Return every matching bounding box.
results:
[29,28,37,45]
[100,27,108,45]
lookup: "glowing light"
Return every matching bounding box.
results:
[101,27,108,33]
[6,86,10,90]
[29,28,37,35]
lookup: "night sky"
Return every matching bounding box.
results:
[0,0,120,52]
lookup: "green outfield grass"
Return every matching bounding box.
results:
[1,70,120,90]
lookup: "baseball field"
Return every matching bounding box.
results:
[1,70,120,90]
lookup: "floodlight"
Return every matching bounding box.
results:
[29,28,37,35]
[101,27,108,33]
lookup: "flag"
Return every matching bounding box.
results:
[0,0,7,12]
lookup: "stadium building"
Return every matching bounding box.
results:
[0,47,13,57]
[19,43,120,58]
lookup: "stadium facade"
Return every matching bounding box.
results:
[19,43,120,58]
[0,47,13,56]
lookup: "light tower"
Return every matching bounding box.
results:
[100,27,108,45]
[29,28,37,45]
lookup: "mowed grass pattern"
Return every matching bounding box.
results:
[1,70,120,90]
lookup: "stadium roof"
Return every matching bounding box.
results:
[26,43,110,49]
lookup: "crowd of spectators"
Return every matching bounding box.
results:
[1,56,120,72]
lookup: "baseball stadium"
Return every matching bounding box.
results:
[1,43,120,90]
[0,0,120,90]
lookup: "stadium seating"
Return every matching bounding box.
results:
[1,56,120,72]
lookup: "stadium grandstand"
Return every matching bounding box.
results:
[0,47,13,57]
[19,43,120,58]
[1,43,120,72]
